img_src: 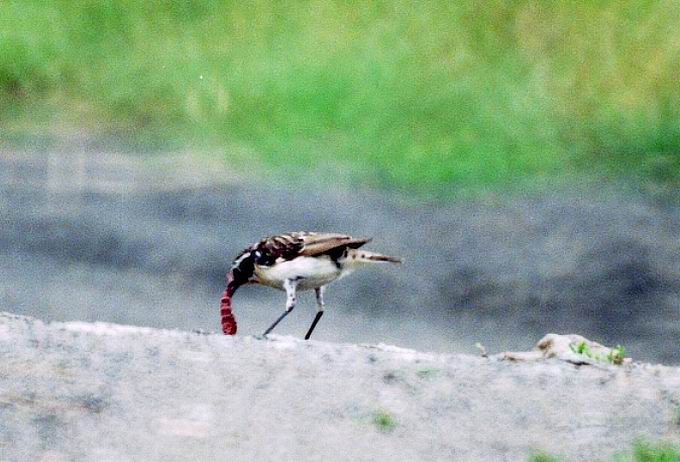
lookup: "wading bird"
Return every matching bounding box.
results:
[219,232,401,339]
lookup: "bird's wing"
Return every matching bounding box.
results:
[254,233,306,263]
[252,232,370,262]
[298,232,372,257]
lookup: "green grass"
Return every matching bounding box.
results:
[529,441,680,462]
[570,341,626,365]
[2,1,680,197]
[529,453,560,462]
[372,410,396,433]
[626,441,680,462]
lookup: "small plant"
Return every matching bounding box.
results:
[529,451,560,462]
[607,345,626,366]
[572,341,590,356]
[569,341,626,365]
[474,342,488,357]
[631,440,679,462]
[373,410,396,433]
[530,441,679,462]
[570,341,598,360]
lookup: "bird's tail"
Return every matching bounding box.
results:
[351,250,402,264]
[219,271,239,335]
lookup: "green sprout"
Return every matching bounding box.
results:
[607,345,626,366]
[373,410,397,433]
[630,440,680,462]
[530,441,679,462]
[529,452,560,462]
[570,341,626,365]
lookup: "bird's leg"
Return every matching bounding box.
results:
[315,285,326,309]
[263,278,298,336]
[304,286,326,340]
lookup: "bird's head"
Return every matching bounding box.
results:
[220,249,257,335]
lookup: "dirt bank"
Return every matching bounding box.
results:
[1,312,679,461]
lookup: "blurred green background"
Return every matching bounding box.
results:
[1,0,679,197]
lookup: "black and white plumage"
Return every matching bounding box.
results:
[219,232,401,339]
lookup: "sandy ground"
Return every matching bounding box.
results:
[1,312,679,462]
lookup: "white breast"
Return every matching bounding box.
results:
[254,256,344,290]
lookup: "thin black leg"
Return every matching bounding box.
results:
[263,309,293,336]
[304,311,324,340]
[263,278,298,336]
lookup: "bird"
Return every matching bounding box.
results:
[219,232,401,339]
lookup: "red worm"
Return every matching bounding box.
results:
[220,272,238,335]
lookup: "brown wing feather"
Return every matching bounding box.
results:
[254,233,304,263]
[299,232,372,257]
[252,232,371,264]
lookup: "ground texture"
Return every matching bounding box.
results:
[1,312,679,462]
